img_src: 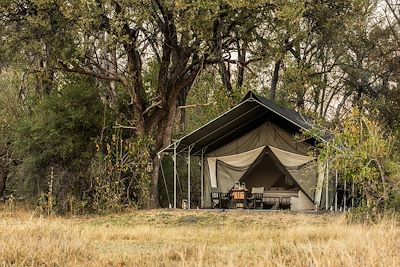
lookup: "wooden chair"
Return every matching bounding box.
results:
[210,188,220,209]
[211,188,230,209]
[246,187,264,209]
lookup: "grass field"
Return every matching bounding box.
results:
[0,207,399,267]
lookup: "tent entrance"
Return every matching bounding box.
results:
[239,152,303,210]
[240,153,300,191]
[212,146,317,210]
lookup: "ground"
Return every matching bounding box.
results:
[0,207,399,267]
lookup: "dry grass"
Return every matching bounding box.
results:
[0,207,399,267]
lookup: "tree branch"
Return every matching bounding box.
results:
[178,102,215,109]
[58,60,122,82]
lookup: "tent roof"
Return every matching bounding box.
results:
[160,91,324,155]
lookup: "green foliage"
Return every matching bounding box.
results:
[0,0,400,216]
[18,78,103,166]
[184,71,247,134]
[12,76,108,211]
[320,110,400,214]
[89,132,154,213]
[0,70,25,199]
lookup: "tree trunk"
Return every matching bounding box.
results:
[149,156,161,208]
[219,61,233,92]
[296,91,305,109]
[177,88,189,132]
[270,59,282,101]
[334,92,351,122]
[147,92,182,208]
[236,40,247,90]
[0,169,6,197]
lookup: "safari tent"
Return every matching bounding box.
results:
[159,91,335,210]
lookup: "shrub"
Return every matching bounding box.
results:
[321,110,400,215]
[12,76,108,213]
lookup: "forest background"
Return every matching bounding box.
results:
[0,0,400,216]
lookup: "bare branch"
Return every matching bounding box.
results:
[58,60,122,82]
[143,101,163,116]
[178,102,215,109]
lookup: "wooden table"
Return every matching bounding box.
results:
[230,188,248,209]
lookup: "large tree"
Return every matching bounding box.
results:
[0,0,274,207]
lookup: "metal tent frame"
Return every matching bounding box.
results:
[158,91,331,209]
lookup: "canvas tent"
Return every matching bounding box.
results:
[159,91,335,210]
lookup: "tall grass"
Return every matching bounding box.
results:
[0,209,399,266]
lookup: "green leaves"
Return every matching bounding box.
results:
[14,75,106,179]
[321,109,400,211]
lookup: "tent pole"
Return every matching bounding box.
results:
[173,142,177,209]
[159,157,171,208]
[187,146,192,209]
[200,148,204,208]
[315,158,325,209]
[325,161,329,210]
[335,170,338,211]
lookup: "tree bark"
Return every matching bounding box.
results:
[334,92,351,122]
[236,40,247,90]
[148,103,180,208]
[270,58,282,101]
[149,156,161,208]
[296,90,306,109]
[0,168,6,197]
[219,62,233,92]
[318,75,327,117]
[177,88,189,132]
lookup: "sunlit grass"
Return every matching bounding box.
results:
[0,207,399,266]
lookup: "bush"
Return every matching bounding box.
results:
[12,76,108,213]
[89,133,154,213]
[321,110,400,215]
